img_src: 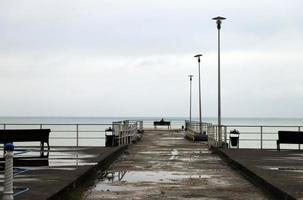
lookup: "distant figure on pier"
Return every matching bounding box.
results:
[160,118,164,122]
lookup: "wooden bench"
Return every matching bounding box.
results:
[154,121,171,129]
[277,131,303,151]
[0,129,51,156]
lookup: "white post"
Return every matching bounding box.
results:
[3,143,14,200]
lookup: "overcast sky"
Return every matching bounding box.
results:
[1,0,303,118]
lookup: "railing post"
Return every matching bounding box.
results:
[3,143,14,200]
[260,126,263,150]
[120,124,122,145]
[224,126,227,148]
[299,126,301,150]
[40,124,42,129]
[219,125,222,147]
[76,124,79,147]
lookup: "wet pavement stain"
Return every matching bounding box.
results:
[82,130,269,200]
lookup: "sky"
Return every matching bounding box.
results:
[1,0,303,118]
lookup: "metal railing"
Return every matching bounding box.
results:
[0,120,144,148]
[112,120,143,145]
[185,120,212,141]
[207,124,303,149]
[185,120,212,133]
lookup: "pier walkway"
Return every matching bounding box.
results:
[82,130,269,199]
[219,149,303,199]
[0,146,126,200]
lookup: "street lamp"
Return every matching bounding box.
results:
[212,16,226,145]
[188,75,194,123]
[194,54,203,135]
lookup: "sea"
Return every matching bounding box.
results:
[1,116,303,125]
[0,116,302,149]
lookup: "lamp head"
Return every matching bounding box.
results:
[188,75,194,80]
[194,54,202,62]
[212,16,226,21]
[212,16,226,30]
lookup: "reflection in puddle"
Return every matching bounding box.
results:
[93,170,213,192]
[169,149,179,160]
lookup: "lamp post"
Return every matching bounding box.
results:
[212,16,226,145]
[194,54,203,135]
[188,75,194,123]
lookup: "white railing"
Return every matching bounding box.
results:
[112,120,143,145]
[185,120,211,133]
[207,124,303,149]
[0,120,144,148]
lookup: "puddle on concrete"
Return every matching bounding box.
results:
[49,159,97,167]
[169,149,179,160]
[93,170,213,192]
[139,151,172,155]
[179,156,221,162]
[208,177,232,187]
[267,167,303,172]
[25,167,77,171]
[50,152,96,158]
[12,177,42,182]
[163,137,184,140]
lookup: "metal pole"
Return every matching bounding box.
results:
[218,27,221,144]
[194,54,203,135]
[198,59,202,135]
[260,126,263,149]
[76,124,79,147]
[212,16,226,146]
[189,75,194,123]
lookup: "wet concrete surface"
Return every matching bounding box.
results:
[83,130,269,199]
[219,149,303,199]
[0,146,126,200]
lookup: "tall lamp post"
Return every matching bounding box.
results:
[194,54,203,135]
[188,75,194,123]
[212,16,226,145]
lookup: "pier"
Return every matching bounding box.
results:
[82,129,268,199]
[1,121,303,199]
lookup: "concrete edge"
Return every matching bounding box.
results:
[47,145,128,200]
[211,147,295,200]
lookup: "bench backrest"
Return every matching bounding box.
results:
[278,131,303,143]
[0,129,50,142]
[154,121,170,126]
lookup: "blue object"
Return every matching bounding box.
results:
[4,143,14,151]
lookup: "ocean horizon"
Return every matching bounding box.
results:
[0,116,302,148]
[0,116,302,126]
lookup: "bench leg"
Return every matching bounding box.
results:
[40,142,50,157]
[40,142,44,157]
[277,141,280,151]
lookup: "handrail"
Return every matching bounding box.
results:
[207,124,303,149]
[0,121,143,147]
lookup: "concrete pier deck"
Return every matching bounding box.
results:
[82,130,269,199]
[0,145,127,200]
[218,149,303,200]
